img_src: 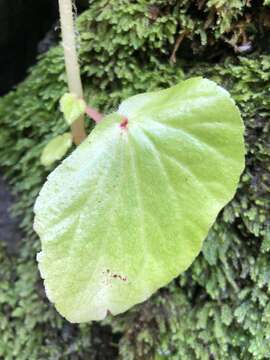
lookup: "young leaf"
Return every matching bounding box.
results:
[41,133,72,167]
[60,93,86,125]
[34,78,245,323]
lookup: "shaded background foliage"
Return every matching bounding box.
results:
[0,0,270,359]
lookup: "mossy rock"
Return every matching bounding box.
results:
[0,1,270,359]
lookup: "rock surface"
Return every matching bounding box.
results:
[0,175,21,254]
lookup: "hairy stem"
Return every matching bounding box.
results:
[58,0,86,145]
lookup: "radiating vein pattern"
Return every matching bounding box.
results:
[34,77,245,322]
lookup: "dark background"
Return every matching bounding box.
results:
[0,0,88,95]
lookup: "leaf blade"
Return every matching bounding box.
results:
[34,78,245,322]
[40,133,72,167]
[60,93,86,125]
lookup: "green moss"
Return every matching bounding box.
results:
[0,1,270,359]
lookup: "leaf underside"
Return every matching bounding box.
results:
[34,77,245,322]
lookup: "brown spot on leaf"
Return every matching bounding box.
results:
[104,269,128,282]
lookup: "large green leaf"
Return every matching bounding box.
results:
[34,78,245,323]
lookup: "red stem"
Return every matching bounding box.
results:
[85,106,129,130]
[85,106,103,123]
